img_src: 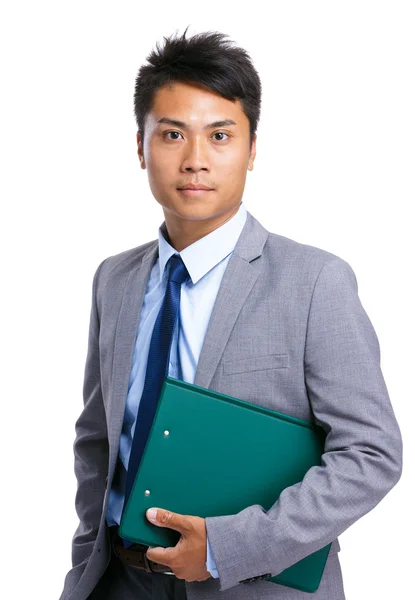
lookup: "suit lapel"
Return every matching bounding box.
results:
[109,211,269,458]
[108,243,158,453]
[194,212,269,388]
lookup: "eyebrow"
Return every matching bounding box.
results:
[156,117,237,130]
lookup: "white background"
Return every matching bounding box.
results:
[1,2,413,599]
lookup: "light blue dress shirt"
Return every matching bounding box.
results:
[106,200,248,578]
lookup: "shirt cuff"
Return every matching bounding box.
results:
[205,534,219,578]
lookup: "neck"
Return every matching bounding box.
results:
[163,204,241,252]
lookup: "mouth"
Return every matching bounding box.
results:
[177,186,214,196]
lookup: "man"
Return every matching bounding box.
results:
[59,27,403,600]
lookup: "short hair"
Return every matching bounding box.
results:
[134,26,262,149]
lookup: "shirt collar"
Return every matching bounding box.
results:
[157,201,247,285]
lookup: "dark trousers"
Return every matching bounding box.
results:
[88,545,188,600]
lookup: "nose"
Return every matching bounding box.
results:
[180,138,210,173]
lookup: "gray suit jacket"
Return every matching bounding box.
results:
[59,209,403,600]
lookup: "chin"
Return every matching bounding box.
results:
[175,208,219,222]
[167,197,222,221]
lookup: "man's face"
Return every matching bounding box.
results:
[137,81,256,224]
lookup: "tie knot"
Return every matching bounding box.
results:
[167,254,189,285]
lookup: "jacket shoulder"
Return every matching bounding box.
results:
[96,239,157,279]
[264,230,355,282]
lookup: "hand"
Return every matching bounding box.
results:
[145,507,212,582]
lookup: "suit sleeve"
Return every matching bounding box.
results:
[59,258,109,597]
[204,257,403,592]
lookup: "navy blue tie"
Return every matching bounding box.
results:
[121,253,189,544]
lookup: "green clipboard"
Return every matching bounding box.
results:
[119,376,333,593]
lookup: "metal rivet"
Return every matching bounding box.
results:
[145,490,150,496]
[164,430,170,436]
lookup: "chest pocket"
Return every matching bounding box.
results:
[222,353,289,375]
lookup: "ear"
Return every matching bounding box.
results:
[137,131,146,169]
[248,133,257,171]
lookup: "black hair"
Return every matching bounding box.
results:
[133,26,262,150]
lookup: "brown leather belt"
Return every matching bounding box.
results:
[109,526,175,575]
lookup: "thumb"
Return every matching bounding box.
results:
[146,508,188,534]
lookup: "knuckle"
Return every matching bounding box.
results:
[161,511,171,524]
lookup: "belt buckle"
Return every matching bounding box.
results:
[144,553,175,576]
[111,526,174,576]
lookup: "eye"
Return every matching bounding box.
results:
[163,131,183,140]
[162,131,231,142]
[212,132,230,141]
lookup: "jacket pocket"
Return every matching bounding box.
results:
[222,353,289,375]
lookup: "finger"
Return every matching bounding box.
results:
[146,508,189,534]
[146,545,174,565]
